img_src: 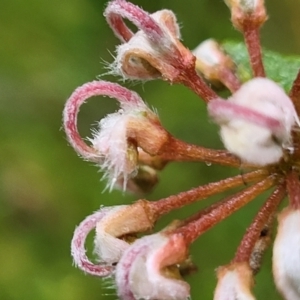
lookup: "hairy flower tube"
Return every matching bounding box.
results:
[64,0,300,299]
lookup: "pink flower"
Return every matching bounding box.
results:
[104,0,192,82]
[63,80,167,190]
[208,78,298,165]
[71,201,154,275]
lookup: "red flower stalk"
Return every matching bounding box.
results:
[64,0,300,299]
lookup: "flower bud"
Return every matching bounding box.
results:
[214,263,255,300]
[224,0,267,30]
[94,202,154,264]
[91,107,168,190]
[208,78,298,165]
[71,202,154,276]
[193,39,235,84]
[273,208,300,300]
[105,1,194,82]
[64,80,169,190]
[116,233,190,300]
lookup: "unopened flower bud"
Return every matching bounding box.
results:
[116,233,190,300]
[224,0,267,30]
[273,207,300,300]
[208,78,298,166]
[214,263,255,300]
[193,39,235,84]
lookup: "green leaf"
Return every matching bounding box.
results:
[222,41,300,92]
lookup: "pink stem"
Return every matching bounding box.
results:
[151,169,268,218]
[174,176,275,244]
[181,69,219,102]
[71,209,114,277]
[286,170,300,209]
[244,27,265,77]
[233,183,285,263]
[63,80,145,161]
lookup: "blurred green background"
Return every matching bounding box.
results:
[1,1,300,299]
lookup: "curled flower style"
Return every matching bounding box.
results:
[71,207,114,277]
[65,0,300,299]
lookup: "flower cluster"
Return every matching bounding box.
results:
[64,0,300,299]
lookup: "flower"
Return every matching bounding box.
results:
[214,263,255,300]
[71,201,155,275]
[63,80,168,190]
[104,0,192,83]
[64,0,300,299]
[208,77,298,165]
[193,39,239,91]
[273,207,300,300]
[115,233,190,300]
[273,171,300,300]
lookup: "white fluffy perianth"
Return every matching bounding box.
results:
[94,202,154,265]
[214,263,256,300]
[116,233,190,300]
[220,120,283,166]
[229,78,297,137]
[94,205,130,264]
[90,101,155,191]
[91,111,133,190]
[273,208,300,300]
[210,78,298,166]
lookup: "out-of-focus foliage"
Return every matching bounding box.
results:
[223,41,300,91]
[1,1,300,299]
